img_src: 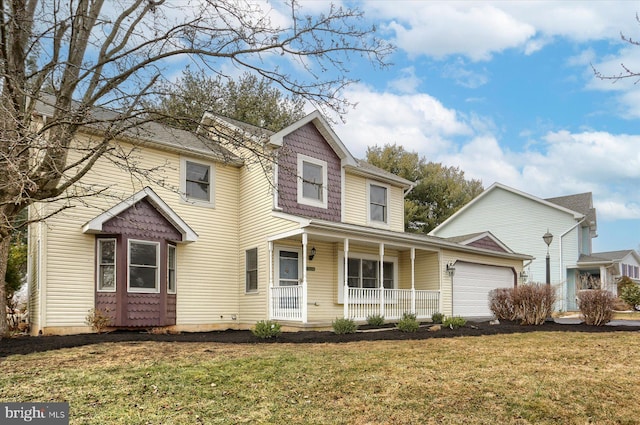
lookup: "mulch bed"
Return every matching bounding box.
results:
[2,320,640,358]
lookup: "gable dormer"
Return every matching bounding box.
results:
[275,121,343,220]
[270,111,357,222]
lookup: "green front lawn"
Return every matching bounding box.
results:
[1,332,639,424]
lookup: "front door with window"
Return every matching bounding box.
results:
[276,249,301,309]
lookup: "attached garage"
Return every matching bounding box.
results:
[452,262,515,317]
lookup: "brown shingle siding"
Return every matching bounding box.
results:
[277,123,341,221]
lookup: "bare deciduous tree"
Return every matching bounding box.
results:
[0,0,392,335]
[592,14,640,83]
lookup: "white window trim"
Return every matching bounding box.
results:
[297,154,328,209]
[245,247,259,294]
[180,156,215,208]
[97,238,117,293]
[127,239,161,294]
[367,180,390,227]
[337,252,398,304]
[167,244,177,295]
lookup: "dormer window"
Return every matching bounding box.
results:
[297,154,328,209]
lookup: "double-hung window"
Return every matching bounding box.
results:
[369,183,388,224]
[167,245,177,294]
[128,240,160,293]
[246,248,258,293]
[97,239,116,292]
[297,154,328,208]
[181,157,215,207]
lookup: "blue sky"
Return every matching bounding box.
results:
[289,0,640,253]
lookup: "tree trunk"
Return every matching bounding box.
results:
[0,236,11,337]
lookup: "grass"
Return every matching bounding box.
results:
[2,332,640,424]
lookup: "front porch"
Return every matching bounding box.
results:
[270,286,441,322]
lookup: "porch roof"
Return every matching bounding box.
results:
[578,250,640,266]
[269,217,533,261]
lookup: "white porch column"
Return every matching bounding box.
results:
[411,248,416,315]
[343,238,350,319]
[379,243,385,317]
[302,233,308,324]
[268,241,273,320]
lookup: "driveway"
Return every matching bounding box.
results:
[554,316,640,326]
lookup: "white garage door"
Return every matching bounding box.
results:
[452,262,515,317]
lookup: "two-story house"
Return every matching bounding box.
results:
[430,182,638,311]
[27,109,531,335]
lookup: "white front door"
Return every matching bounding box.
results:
[277,249,301,287]
[275,248,302,310]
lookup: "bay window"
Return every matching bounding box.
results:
[128,240,160,293]
[97,239,116,292]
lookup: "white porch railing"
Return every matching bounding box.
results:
[270,286,303,321]
[269,286,440,323]
[347,288,440,321]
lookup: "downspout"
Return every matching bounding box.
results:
[268,241,273,320]
[38,219,44,333]
[559,217,586,311]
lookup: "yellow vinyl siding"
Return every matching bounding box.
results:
[237,156,300,325]
[401,250,440,291]
[306,241,340,323]
[37,132,243,332]
[343,173,367,225]
[343,172,404,232]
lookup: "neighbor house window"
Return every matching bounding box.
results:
[167,245,176,294]
[297,154,328,208]
[246,248,258,293]
[97,239,116,292]
[369,183,388,224]
[181,157,215,206]
[624,264,640,279]
[128,240,160,293]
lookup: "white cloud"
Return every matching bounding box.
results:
[335,85,640,221]
[387,67,422,93]
[365,1,640,61]
[381,3,535,61]
[441,59,489,88]
[333,85,473,158]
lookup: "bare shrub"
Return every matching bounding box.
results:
[85,308,112,333]
[512,284,556,325]
[612,297,632,311]
[577,290,615,326]
[490,284,556,325]
[489,288,518,321]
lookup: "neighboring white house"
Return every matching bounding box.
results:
[429,182,634,311]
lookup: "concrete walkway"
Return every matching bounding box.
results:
[554,316,640,326]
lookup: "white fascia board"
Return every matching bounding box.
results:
[82,187,198,243]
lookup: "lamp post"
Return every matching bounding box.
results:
[542,230,553,285]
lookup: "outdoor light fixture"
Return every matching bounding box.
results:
[519,270,528,281]
[543,229,553,285]
[309,246,316,261]
[446,262,456,277]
